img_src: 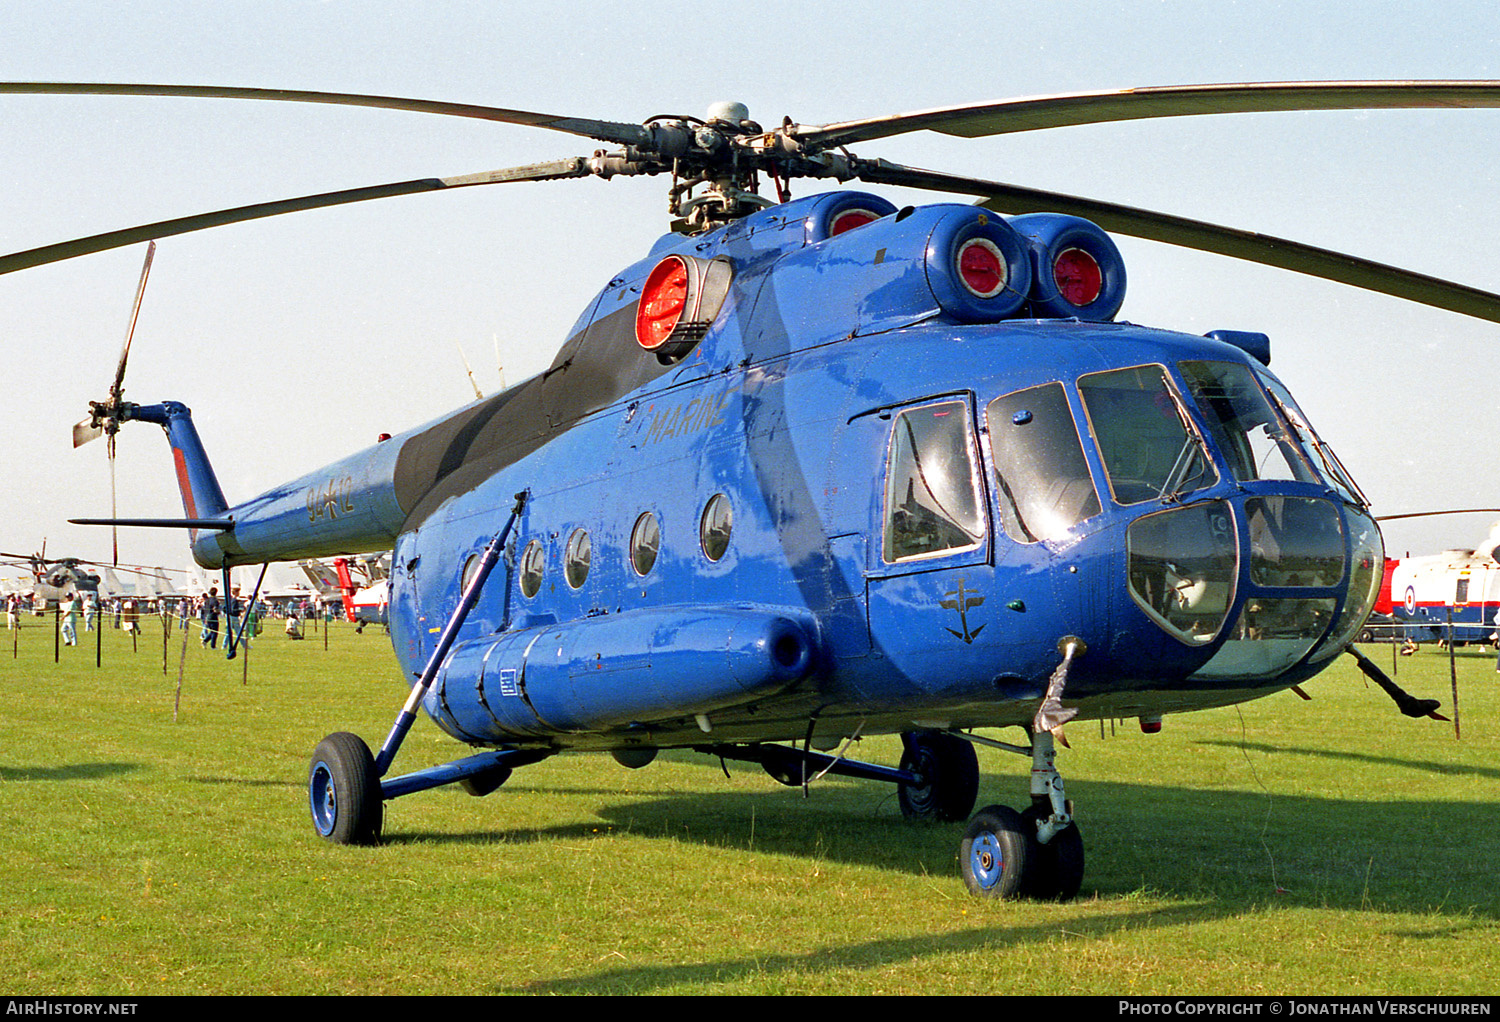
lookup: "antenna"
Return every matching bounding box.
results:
[456,342,483,400]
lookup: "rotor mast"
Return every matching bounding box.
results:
[580,101,859,233]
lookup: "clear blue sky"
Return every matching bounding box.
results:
[3,0,1498,581]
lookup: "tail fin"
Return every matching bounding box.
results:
[131,402,229,524]
[78,398,406,570]
[69,401,233,563]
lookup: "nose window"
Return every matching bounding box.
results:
[1247,497,1345,588]
[1310,507,1384,663]
[1192,597,1338,680]
[1126,501,1238,644]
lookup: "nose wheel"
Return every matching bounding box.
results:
[959,805,1030,897]
[1020,802,1084,901]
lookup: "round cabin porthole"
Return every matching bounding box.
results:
[565,528,591,589]
[519,539,545,598]
[460,552,482,594]
[630,512,660,577]
[700,493,732,562]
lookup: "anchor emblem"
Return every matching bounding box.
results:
[940,576,986,644]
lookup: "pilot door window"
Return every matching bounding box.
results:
[882,400,985,563]
[1077,364,1218,505]
[985,382,1101,544]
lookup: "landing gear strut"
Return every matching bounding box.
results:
[957,730,1084,900]
[308,493,529,846]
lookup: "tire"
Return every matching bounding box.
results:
[309,732,383,845]
[959,804,1030,898]
[898,732,980,822]
[1020,803,1084,902]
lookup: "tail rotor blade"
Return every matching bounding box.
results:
[112,240,156,402]
[109,432,119,566]
[73,417,103,448]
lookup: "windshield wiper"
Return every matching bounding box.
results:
[1157,386,1215,502]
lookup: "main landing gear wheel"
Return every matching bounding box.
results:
[1020,803,1084,902]
[309,732,383,845]
[959,804,1030,898]
[897,731,980,822]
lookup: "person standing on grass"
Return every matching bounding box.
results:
[201,586,221,649]
[61,594,80,647]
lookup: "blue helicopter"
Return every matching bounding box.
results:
[7,81,1499,900]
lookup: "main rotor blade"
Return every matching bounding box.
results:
[802,80,1500,149]
[855,160,1500,324]
[0,82,652,147]
[1375,508,1500,522]
[0,160,588,275]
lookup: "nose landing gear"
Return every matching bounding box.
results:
[957,729,1084,900]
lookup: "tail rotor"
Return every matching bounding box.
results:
[73,241,156,564]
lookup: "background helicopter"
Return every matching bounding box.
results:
[0,549,100,607]
[0,547,170,608]
[1375,516,1500,646]
[333,554,391,631]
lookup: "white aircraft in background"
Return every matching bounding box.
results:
[1379,521,1500,645]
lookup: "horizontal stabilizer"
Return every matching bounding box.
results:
[69,517,235,531]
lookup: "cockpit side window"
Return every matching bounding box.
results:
[1078,364,1218,505]
[882,399,985,562]
[985,383,1101,543]
[1177,361,1318,486]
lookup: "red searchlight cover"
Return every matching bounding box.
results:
[635,254,734,359]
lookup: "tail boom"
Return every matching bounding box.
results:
[128,401,409,569]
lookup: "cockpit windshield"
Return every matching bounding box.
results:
[1176,361,1319,487]
[1077,365,1217,505]
[1255,372,1367,506]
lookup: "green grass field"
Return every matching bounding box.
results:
[1,616,1496,995]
